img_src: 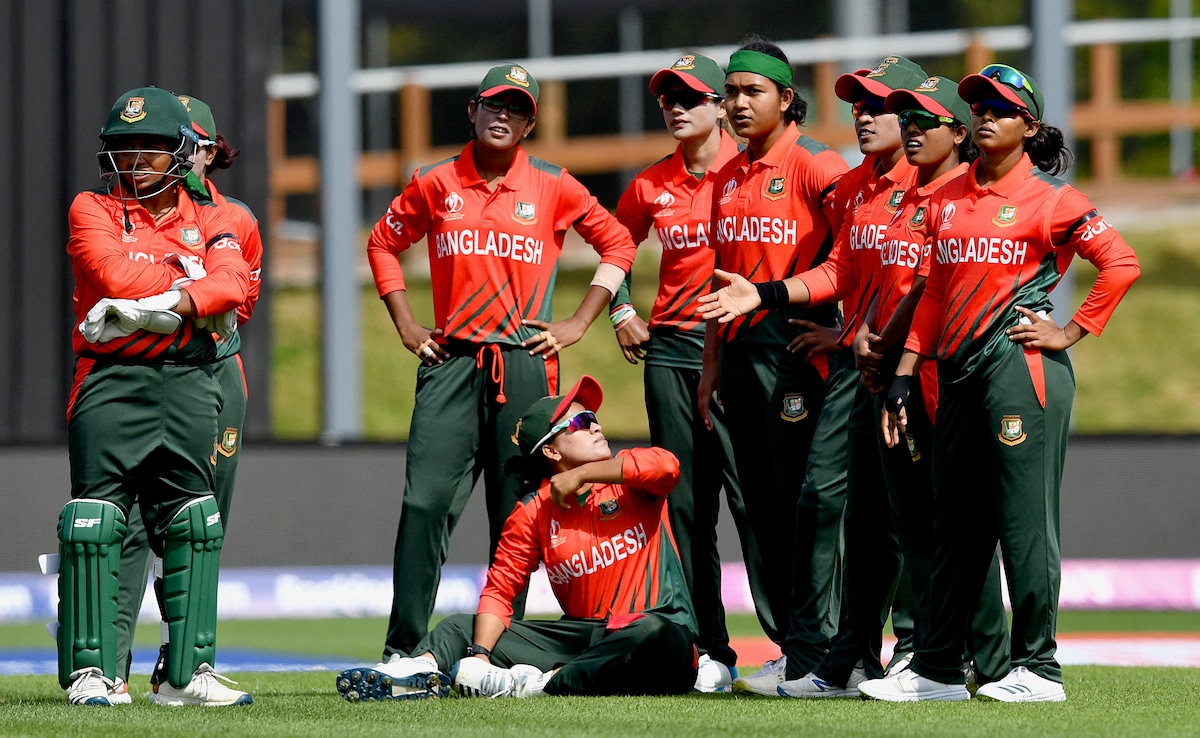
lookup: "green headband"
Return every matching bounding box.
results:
[727,49,794,88]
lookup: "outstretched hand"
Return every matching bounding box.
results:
[697,269,761,323]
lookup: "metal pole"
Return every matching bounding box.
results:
[528,0,552,58]
[1171,0,1195,176]
[318,0,362,442]
[1032,0,1076,329]
[833,0,881,74]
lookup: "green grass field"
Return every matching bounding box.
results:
[3,612,1199,737]
[271,224,1200,439]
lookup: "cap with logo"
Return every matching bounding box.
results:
[835,56,928,103]
[178,94,218,145]
[649,53,726,96]
[99,86,199,144]
[958,63,1044,121]
[476,64,540,116]
[513,375,604,457]
[885,76,972,125]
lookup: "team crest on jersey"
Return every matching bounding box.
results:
[909,206,927,231]
[993,205,1018,227]
[120,96,147,123]
[181,227,201,245]
[780,393,808,422]
[513,201,536,223]
[763,177,787,201]
[940,201,957,230]
[885,189,905,212]
[218,427,239,457]
[998,415,1027,446]
[598,498,622,520]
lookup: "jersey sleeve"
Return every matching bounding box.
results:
[809,150,849,238]
[1051,188,1141,337]
[367,170,429,297]
[560,172,637,272]
[186,206,251,318]
[618,447,681,499]
[476,496,544,627]
[66,194,186,299]
[229,201,263,324]
[904,202,947,357]
[797,228,853,305]
[609,178,652,309]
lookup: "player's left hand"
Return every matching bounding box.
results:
[697,269,761,323]
[521,318,581,358]
[1006,306,1072,351]
[614,314,650,365]
[787,320,840,359]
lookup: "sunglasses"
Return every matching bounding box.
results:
[477,96,532,121]
[851,97,889,118]
[534,410,598,450]
[969,99,1032,120]
[898,109,958,131]
[977,64,1041,119]
[658,90,720,110]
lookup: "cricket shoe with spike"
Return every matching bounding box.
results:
[66,667,114,706]
[336,656,450,702]
[151,663,253,706]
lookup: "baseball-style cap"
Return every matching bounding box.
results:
[513,375,604,457]
[99,86,199,144]
[476,64,539,116]
[835,56,928,103]
[178,94,218,144]
[886,76,972,125]
[649,53,725,96]
[958,63,1044,121]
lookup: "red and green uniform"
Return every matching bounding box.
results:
[905,154,1139,685]
[610,131,744,667]
[865,163,1010,685]
[708,122,846,651]
[369,141,637,658]
[415,448,698,696]
[113,178,263,681]
[63,187,247,686]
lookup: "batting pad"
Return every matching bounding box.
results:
[56,499,126,688]
[161,495,224,687]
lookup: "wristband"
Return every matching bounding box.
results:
[465,643,492,659]
[885,374,913,414]
[609,303,637,330]
[754,280,790,310]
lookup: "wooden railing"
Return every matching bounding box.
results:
[266,32,1200,231]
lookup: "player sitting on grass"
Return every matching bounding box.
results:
[337,375,699,700]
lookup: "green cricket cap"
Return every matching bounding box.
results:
[649,53,725,96]
[958,63,1045,121]
[886,76,972,125]
[835,56,928,103]
[178,94,218,144]
[476,64,539,115]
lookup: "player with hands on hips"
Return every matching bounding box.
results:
[366,64,637,664]
[336,376,699,701]
[859,64,1140,703]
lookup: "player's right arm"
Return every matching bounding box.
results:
[476,497,544,628]
[67,193,185,299]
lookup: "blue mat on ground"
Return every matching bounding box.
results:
[0,646,359,676]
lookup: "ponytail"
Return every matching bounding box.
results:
[206,133,241,173]
[1025,124,1073,175]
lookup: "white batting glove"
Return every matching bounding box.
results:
[162,253,207,288]
[194,309,238,340]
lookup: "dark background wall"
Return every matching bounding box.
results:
[3,436,1198,572]
[0,0,279,443]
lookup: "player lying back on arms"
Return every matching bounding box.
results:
[337,375,699,700]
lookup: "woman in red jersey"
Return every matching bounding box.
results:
[337,376,697,701]
[366,64,637,664]
[698,35,848,693]
[608,52,743,692]
[858,65,1140,703]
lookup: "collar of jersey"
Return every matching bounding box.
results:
[667,131,740,187]
[459,140,530,189]
[744,121,800,171]
[916,161,970,197]
[964,152,1034,198]
[121,185,199,227]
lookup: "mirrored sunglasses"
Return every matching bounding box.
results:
[898,109,958,131]
[535,410,598,450]
[969,99,1032,120]
[851,97,889,118]
[657,90,719,110]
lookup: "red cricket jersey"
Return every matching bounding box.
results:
[709,122,848,344]
[205,179,263,326]
[906,154,1141,386]
[799,155,917,347]
[477,448,696,635]
[367,142,637,346]
[616,132,741,333]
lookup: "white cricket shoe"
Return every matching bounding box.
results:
[731,656,786,696]
[451,658,548,698]
[336,656,450,702]
[778,664,867,698]
[65,667,114,706]
[693,654,736,693]
[107,676,132,705]
[975,666,1066,703]
[151,663,253,706]
[858,668,969,702]
[886,651,914,676]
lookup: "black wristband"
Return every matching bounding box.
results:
[755,280,791,310]
[885,374,913,414]
[466,643,492,659]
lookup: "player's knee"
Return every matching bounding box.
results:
[164,495,224,545]
[58,499,126,547]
